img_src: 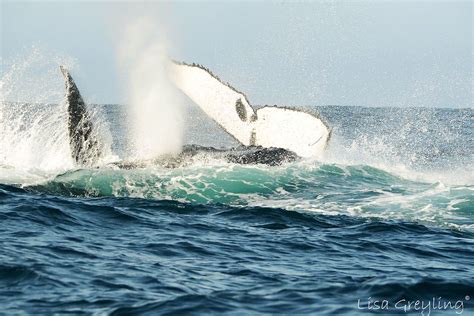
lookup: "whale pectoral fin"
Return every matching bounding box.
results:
[170,61,256,146]
[254,106,330,158]
[170,61,330,158]
[60,66,101,167]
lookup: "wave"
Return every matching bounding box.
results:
[4,160,467,231]
[24,162,411,199]
[2,179,473,315]
[2,180,472,234]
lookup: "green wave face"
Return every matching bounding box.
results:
[30,161,473,231]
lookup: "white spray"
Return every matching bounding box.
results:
[0,48,113,183]
[0,49,75,174]
[118,17,184,160]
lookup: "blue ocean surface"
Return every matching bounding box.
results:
[0,104,473,315]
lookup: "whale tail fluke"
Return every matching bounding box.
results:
[60,66,101,167]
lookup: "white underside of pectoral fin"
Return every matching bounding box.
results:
[169,61,330,158]
[254,107,330,158]
[169,62,256,145]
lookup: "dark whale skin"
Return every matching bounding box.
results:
[60,66,100,166]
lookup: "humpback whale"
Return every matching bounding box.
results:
[60,66,101,167]
[60,64,327,168]
[170,62,331,158]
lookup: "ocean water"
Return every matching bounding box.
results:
[0,99,473,315]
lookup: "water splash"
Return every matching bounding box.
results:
[0,48,74,173]
[0,48,113,179]
[320,106,473,185]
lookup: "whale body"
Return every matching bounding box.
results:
[60,63,329,168]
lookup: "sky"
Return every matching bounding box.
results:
[1,0,472,108]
